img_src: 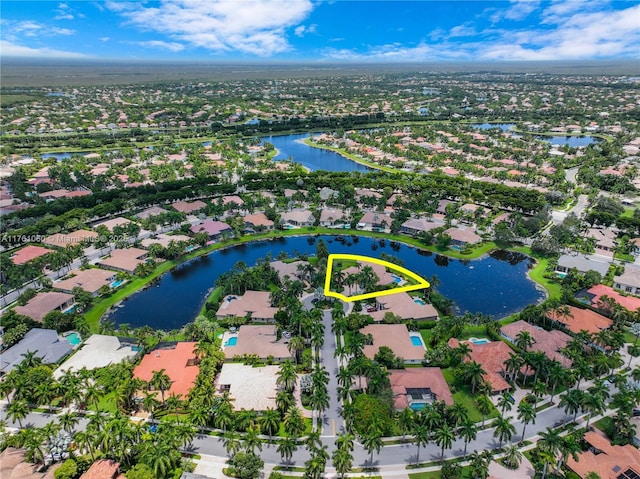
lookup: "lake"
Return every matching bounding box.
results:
[262,133,370,172]
[107,235,545,330]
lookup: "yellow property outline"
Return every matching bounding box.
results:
[323,253,430,302]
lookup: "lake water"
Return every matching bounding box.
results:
[107,235,544,330]
[472,123,515,132]
[262,133,370,172]
[537,136,599,147]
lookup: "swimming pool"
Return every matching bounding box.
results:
[410,335,424,347]
[391,274,402,283]
[225,336,238,347]
[65,332,81,346]
[410,402,426,411]
[413,298,426,305]
[469,337,490,345]
[110,280,124,288]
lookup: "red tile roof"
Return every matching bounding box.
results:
[461,339,513,393]
[547,305,613,335]
[133,342,199,397]
[501,320,572,367]
[80,459,121,479]
[587,284,640,312]
[567,431,640,479]
[10,245,52,265]
[389,368,454,409]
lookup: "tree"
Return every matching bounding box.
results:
[462,361,486,394]
[150,369,172,404]
[503,444,523,469]
[459,419,478,458]
[243,425,263,454]
[497,393,513,414]
[228,451,264,479]
[515,331,535,352]
[276,436,297,467]
[5,399,28,428]
[517,401,536,440]
[277,359,298,392]
[412,423,429,464]
[476,395,493,427]
[538,428,562,479]
[259,408,280,437]
[434,423,455,460]
[361,427,383,466]
[126,464,155,479]
[54,459,78,479]
[493,415,515,448]
[284,406,306,438]
[332,445,353,478]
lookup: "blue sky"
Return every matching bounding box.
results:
[2,1,639,61]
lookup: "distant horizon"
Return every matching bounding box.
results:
[2,1,639,63]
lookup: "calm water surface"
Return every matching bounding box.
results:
[107,235,544,330]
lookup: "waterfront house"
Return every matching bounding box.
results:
[216,291,278,322]
[55,268,116,297]
[280,209,315,227]
[97,247,149,274]
[190,219,233,241]
[555,254,610,277]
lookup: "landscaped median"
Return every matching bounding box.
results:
[84,227,556,332]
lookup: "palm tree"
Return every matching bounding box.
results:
[582,393,605,428]
[259,408,280,437]
[412,423,429,464]
[538,427,562,479]
[434,423,455,460]
[142,392,160,421]
[503,444,523,469]
[476,395,493,427]
[222,430,241,458]
[165,393,183,420]
[493,415,515,448]
[150,369,172,404]
[459,418,478,457]
[58,411,79,433]
[276,390,295,415]
[332,446,353,478]
[547,361,566,402]
[277,359,298,392]
[5,399,28,428]
[361,428,383,466]
[462,361,486,394]
[276,435,297,467]
[284,406,306,438]
[515,331,535,352]
[469,450,491,479]
[243,425,263,454]
[517,401,536,440]
[497,393,513,414]
[287,336,305,364]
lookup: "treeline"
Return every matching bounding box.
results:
[1,176,235,243]
[242,170,546,214]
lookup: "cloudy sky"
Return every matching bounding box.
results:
[2,0,639,62]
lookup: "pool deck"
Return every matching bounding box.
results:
[54,334,139,378]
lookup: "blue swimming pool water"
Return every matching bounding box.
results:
[111,280,124,288]
[410,336,424,347]
[470,338,490,345]
[65,332,81,345]
[413,298,426,305]
[225,336,238,347]
[410,402,426,411]
[391,274,402,283]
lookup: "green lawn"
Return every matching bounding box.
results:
[441,368,498,423]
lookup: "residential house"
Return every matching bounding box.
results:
[360,324,426,364]
[369,292,439,321]
[389,368,454,410]
[244,212,274,231]
[134,205,168,220]
[216,363,280,410]
[436,199,455,215]
[580,284,640,312]
[280,209,315,227]
[190,220,232,241]
[10,245,52,265]
[80,459,126,479]
[400,218,442,236]
[54,334,139,378]
[270,260,306,284]
[586,228,617,256]
[14,292,75,322]
[140,233,193,250]
[216,291,278,321]
[501,320,571,367]
[55,269,116,297]
[133,342,199,398]
[445,227,482,246]
[546,305,613,335]
[319,208,348,227]
[222,325,290,361]
[357,211,393,231]
[43,229,99,248]
[97,247,149,274]
[556,254,610,277]
[614,264,640,295]
[171,200,207,214]
[448,338,513,395]
[93,217,133,233]
[566,431,640,479]
[1,328,73,374]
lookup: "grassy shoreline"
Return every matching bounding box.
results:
[84,227,554,333]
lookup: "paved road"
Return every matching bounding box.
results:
[550,194,589,228]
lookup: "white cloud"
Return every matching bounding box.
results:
[295,24,317,37]
[54,2,74,20]
[51,27,75,36]
[107,0,314,56]
[100,37,110,42]
[491,0,541,22]
[135,40,185,52]
[0,39,89,58]
[322,42,469,62]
